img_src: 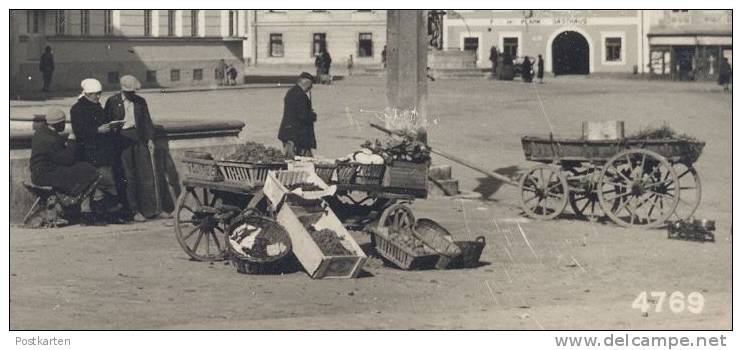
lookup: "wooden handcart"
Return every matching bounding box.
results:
[519,136,705,228]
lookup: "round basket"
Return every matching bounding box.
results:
[226,215,292,274]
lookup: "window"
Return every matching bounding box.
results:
[146,70,157,83]
[605,37,622,62]
[171,69,180,81]
[104,10,113,36]
[167,10,176,36]
[191,10,199,36]
[503,37,518,58]
[193,69,203,80]
[107,71,119,84]
[80,10,90,36]
[55,10,65,35]
[269,33,284,57]
[358,33,373,57]
[228,10,238,37]
[144,10,152,37]
[26,11,41,33]
[312,33,326,57]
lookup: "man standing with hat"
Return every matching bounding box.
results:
[70,78,125,224]
[32,108,114,225]
[278,72,317,157]
[104,75,171,222]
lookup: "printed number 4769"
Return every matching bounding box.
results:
[632,291,704,314]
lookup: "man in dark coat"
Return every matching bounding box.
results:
[104,75,172,222]
[31,108,112,225]
[321,50,332,84]
[488,46,498,78]
[521,56,533,83]
[278,72,317,157]
[39,46,54,92]
[70,78,125,223]
[718,57,732,92]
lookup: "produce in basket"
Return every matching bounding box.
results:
[387,228,433,255]
[286,182,324,192]
[308,228,354,256]
[228,222,289,260]
[226,141,286,163]
[360,137,431,164]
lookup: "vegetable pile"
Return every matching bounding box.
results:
[287,182,324,192]
[309,228,354,256]
[387,229,433,256]
[226,142,286,163]
[360,137,431,164]
[629,125,705,162]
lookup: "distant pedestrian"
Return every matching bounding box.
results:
[39,46,54,92]
[537,54,544,83]
[718,57,732,92]
[381,45,387,69]
[217,59,228,85]
[226,64,238,85]
[489,46,498,78]
[321,49,332,84]
[347,54,354,76]
[522,56,533,83]
[314,52,324,83]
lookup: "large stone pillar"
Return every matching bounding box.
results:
[386,10,428,117]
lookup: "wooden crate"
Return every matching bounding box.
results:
[383,161,428,190]
[217,160,287,187]
[181,157,222,182]
[276,203,367,279]
[370,229,439,270]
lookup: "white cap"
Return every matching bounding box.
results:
[81,78,103,94]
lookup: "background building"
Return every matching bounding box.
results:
[10,10,250,93]
[645,10,732,80]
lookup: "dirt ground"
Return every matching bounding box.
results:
[9,76,732,329]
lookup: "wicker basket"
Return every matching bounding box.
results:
[217,160,287,187]
[314,163,336,184]
[335,163,358,184]
[355,164,386,185]
[182,157,222,182]
[413,219,462,270]
[371,232,439,270]
[227,215,294,275]
[449,236,486,269]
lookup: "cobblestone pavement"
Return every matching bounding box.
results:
[10,76,732,329]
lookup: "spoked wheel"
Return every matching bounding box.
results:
[244,190,274,219]
[566,167,602,220]
[327,191,390,230]
[668,163,702,221]
[376,202,416,233]
[174,186,229,261]
[598,149,680,228]
[519,164,569,220]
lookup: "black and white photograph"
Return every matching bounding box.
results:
[4,4,736,348]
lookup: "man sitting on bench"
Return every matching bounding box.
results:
[30,108,116,225]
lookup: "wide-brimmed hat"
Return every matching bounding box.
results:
[298,72,315,83]
[120,75,141,92]
[45,108,66,124]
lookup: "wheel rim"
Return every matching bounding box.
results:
[519,164,568,220]
[668,163,702,221]
[567,167,601,220]
[598,149,680,228]
[174,187,228,261]
[377,203,415,233]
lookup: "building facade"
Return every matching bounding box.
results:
[443,10,644,74]
[252,10,387,66]
[645,10,732,80]
[10,10,250,93]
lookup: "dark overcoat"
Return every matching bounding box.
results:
[278,84,317,149]
[30,126,99,196]
[719,61,732,85]
[71,97,117,167]
[103,93,156,143]
[39,52,54,75]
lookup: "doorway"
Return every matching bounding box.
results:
[551,31,590,75]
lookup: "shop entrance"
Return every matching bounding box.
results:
[551,31,590,75]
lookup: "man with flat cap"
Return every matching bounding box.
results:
[278,72,317,157]
[104,75,171,222]
[31,108,115,225]
[70,78,125,224]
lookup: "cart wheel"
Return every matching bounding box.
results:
[598,149,680,228]
[377,202,416,233]
[174,186,228,261]
[244,190,274,219]
[668,163,702,221]
[519,164,568,220]
[566,167,601,220]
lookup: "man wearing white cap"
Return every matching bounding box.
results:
[30,108,114,225]
[104,75,170,222]
[70,78,126,224]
